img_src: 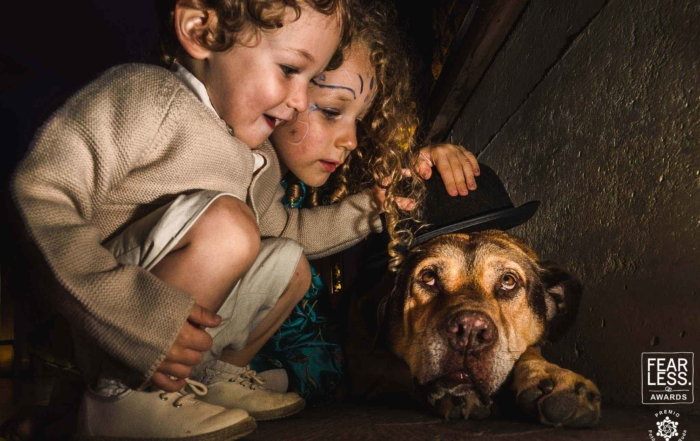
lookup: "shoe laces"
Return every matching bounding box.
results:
[228,367,266,390]
[158,378,208,408]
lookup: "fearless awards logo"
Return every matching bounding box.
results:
[642,352,694,404]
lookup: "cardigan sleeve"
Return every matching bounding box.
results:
[258,184,383,260]
[10,65,195,385]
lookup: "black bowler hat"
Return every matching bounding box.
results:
[410,163,540,248]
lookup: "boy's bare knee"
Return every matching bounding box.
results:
[290,254,312,301]
[190,196,260,263]
[205,195,258,234]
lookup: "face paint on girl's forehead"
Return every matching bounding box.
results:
[311,78,357,100]
[312,67,373,101]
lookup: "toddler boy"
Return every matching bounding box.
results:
[11,0,348,439]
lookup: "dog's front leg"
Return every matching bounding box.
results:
[512,347,601,427]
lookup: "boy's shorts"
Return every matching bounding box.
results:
[104,190,303,371]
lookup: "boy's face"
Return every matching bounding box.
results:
[203,6,342,149]
[270,46,375,187]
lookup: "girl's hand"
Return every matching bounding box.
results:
[371,170,416,213]
[416,143,480,196]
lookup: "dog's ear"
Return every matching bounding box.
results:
[539,260,583,342]
[373,277,403,350]
[374,291,392,349]
[373,263,412,350]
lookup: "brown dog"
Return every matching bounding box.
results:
[345,230,601,427]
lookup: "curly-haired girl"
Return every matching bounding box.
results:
[243,0,480,402]
[275,0,480,264]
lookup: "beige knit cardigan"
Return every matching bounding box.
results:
[11,64,382,384]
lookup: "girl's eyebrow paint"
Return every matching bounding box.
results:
[311,78,357,100]
[359,74,364,94]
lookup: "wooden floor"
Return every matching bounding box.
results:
[1,376,699,441]
[249,403,700,441]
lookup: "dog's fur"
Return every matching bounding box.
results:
[345,231,601,427]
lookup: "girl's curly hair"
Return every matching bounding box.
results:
[286,0,426,270]
[157,0,351,69]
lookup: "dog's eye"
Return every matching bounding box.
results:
[499,273,518,291]
[420,271,437,286]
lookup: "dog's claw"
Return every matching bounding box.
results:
[428,388,491,421]
[568,406,601,428]
[538,378,554,394]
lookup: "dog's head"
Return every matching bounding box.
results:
[378,231,581,412]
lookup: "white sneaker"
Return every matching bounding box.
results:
[76,379,256,440]
[199,364,305,421]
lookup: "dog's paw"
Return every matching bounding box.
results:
[514,363,601,427]
[424,385,492,420]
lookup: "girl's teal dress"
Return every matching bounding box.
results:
[249,181,344,404]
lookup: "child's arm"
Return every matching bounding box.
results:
[11,66,196,387]
[259,185,383,260]
[258,144,480,260]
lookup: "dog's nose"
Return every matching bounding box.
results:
[445,311,497,353]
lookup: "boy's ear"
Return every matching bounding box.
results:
[540,260,583,342]
[173,3,216,60]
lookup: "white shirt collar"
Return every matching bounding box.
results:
[172,63,218,116]
[171,62,266,171]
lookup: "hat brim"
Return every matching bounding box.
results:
[410,201,540,248]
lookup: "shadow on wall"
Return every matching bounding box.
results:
[449,0,699,410]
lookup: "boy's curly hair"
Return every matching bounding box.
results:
[286,0,425,270]
[157,0,352,69]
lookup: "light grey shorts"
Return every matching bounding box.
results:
[104,190,303,370]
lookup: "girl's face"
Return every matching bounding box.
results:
[271,45,376,186]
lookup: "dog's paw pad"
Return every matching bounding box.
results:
[517,386,543,413]
[540,391,578,424]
